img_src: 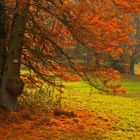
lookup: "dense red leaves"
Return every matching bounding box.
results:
[0,108,119,140]
[5,0,140,93]
[111,0,140,14]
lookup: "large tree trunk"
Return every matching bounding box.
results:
[0,0,6,84]
[0,0,29,111]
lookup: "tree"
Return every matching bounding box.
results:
[0,0,6,83]
[128,14,140,75]
[0,0,140,111]
[0,0,29,110]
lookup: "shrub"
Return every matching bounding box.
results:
[18,85,62,113]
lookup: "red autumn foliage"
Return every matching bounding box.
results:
[4,0,140,94]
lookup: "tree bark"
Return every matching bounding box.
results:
[0,0,29,111]
[0,0,6,84]
[128,14,140,75]
[129,56,135,75]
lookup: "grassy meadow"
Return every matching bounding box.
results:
[61,75,140,139]
[0,73,140,140]
[21,69,140,139]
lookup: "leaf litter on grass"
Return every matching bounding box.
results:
[0,108,119,140]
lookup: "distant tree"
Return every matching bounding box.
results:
[128,14,140,75]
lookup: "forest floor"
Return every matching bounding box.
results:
[0,74,140,140]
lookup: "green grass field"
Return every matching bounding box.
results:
[61,75,140,139]
[20,69,140,139]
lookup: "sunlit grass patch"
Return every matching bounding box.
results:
[18,72,140,139]
[61,77,140,139]
[119,75,140,98]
